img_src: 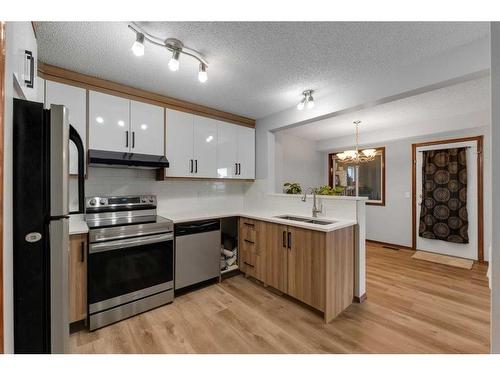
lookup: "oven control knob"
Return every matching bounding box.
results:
[99,199,106,205]
[141,197,147,203]
[149,198,154,203]
[89,199,96,206]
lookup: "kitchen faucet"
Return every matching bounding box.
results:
[302,187,323,218]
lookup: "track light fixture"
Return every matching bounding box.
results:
[297,90,315,110]
[128,22,209,83]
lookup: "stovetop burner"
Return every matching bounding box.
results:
[86,195,173,243]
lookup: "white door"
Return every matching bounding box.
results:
[165,109,194,177]
[415,141,478,260]
[193,115,218,178]
[216,121,238,178]
[46,81,87,175]
[237,126,255,179]
[89,91,130,152]
[130,100,164,156]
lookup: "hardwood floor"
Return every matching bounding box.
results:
[70,242,491,353]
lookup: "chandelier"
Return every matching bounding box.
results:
[336,121,377,163]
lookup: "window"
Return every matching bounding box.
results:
[328,147,385,206]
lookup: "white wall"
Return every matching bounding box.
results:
[274,131,323,193]
[490,22,500,354]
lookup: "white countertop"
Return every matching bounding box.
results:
[165,210,357,232]
[69,214,89,235]
[69,210,357,236]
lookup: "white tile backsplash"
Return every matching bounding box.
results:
[70,167,251,216]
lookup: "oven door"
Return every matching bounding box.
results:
[88,232,173,314]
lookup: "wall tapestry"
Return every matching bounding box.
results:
[418,147,469,244]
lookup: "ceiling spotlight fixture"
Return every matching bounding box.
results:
[168,49,180,72]
[297,90,314,110]
[198,63,208,83]
[128,23,209,83]
[131,32,145,56]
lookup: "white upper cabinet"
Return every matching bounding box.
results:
[216,122,255,179]
[130,101,164,156]
[165,109,194,177]
[236,126,256,179]
[89,91,130,152]
[216,121,238,178]
[45,80,87,175]
[193,116,218,178]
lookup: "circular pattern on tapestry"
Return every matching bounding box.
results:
[433,187,450,202]
[447,198,460,211]
[433,152,449,167]
[447,216,462,230]
[459,187,467,203]
[425,163,437,175]
[459,206,468,221]
[433,205,450,220]
[434,170,450,185]
[424,214,435,227]
[421,231,436,239]
[433,222,450,238]
[458,169,467,184]
[423,198,435,209]
[448,180,460,192]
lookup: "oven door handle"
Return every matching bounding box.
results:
[89,232,173,254]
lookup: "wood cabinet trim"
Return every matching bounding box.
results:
[69,234,88,323]
[0,21,5,354]
[38,62,255,128]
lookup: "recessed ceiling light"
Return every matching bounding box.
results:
[206,135,214,143]
[117,120,125,127]
[140,124,148,130]
[96,116,104,124]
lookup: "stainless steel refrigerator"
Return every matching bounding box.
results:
[13,98,85,353]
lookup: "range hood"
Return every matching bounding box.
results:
[88,149,169,169]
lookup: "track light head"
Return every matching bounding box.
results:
[198,63,208,83]
[131,32,145,56]
[297,90,315,110]
[168,49,180,72]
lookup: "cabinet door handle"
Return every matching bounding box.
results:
[243,222,254,227]
[235,163,238,175]
[287,232,291,249]
[282,231,287,247]
[195,159,198,173]
[24,50,34,88]
[80,241,85,262]
[132,132,135,148]
[243,261,255,268]
[125,131,129,148]
[190,159,193,173]
[238,163,242,176]
[244,239,255,244]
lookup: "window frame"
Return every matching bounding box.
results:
[328,146,386,206]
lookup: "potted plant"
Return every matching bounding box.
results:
[283,182,302,194]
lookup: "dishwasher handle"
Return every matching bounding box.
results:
[174,219,221,236]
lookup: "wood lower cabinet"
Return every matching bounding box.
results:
[265,223,288,293]
[287,226,326,311]
[69,234,87,323]
[238,218,354,322]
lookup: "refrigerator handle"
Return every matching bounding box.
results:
[69,125,85,214]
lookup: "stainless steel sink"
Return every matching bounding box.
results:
[274,215,335,225]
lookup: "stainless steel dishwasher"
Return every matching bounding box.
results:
[174,219,221,290]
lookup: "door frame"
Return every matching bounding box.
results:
[411,136,484,261]
[0,21,6,353]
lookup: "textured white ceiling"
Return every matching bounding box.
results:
[281,76,490,141]
[35,22,489,119]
